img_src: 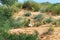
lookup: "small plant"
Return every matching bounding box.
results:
[43,17,53,24]
[34,14,43,21]
[24,12,31,17]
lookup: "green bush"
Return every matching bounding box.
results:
[11,5,19,12]
[40,3,60,15]
[51,5,60,15]
[0,5,13,31]
[0,19,11,31]
[32,2,40,11]
[22,1,33,10]
[11,2,22,12]
[24,12,31,17]
[22,1,40,11]
[34,14,44,21]
[0,31,38,40]
[33,14,44,26]
[43,17,53,24]
[1,0,18,6]
[10,17,30,28]
[13,2,22,9]
[9,17,23,28]
[40,2,52,13]
[0,5,13,19]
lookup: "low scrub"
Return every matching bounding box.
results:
[10,17,30,28]
[34,14,44,21]
[22,1,40,11]
[0,5,13,19]
[0,31,38,40]
[43,17,53,24]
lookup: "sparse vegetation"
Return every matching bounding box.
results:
[0,0,60,40]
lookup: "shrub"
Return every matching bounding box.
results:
[34,14,44,21]
[32,2,40,11]
[0,5,14,32]
[0,5,13,19]
[0,31,38,40]
[40,3,52,13]
[0,19,10,30]
[11,5,19,12]
[22,1,40,11]
[33,14,44,26]
[43,17,53,24]
[51,5,60,15]
[11,2,22,12]
[9,17,23,28]
[24,12,31,17]
[13,2,22,9]
[40,3,60,16]
[22,1,33,10]
[10,17,30,28]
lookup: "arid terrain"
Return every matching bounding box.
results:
[8,10,60,40]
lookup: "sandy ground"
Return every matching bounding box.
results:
[8,27,60,40]
[41,27,60,40]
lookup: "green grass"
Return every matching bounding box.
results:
[0,31,39,40]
